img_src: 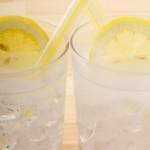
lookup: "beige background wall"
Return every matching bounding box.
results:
[0,0,149,17]
[27,0,149,14]
[27,0,70,15]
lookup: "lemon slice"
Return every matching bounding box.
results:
[90,17,150,67]
[0,15,49,70]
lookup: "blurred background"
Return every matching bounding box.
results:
[27,0,149,14]
[0,0,149,19]
[27,0,70,15]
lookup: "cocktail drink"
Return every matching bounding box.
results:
[0,13,68,150]
[71,12,150,150]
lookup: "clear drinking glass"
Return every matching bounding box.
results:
[0,20,68,149]
[71,0,150,149]
[0,0,68,150]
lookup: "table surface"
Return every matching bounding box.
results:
[62,54,79,150]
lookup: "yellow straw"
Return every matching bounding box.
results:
[37,0,107,65]
[37,0,91,65]
[87,0,108,28]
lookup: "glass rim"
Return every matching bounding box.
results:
[70,22,91,62]
[70,22,150,75]
[0,17,69,77]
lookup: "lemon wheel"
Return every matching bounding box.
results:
[0,15,49,69]
[90,17,150,67]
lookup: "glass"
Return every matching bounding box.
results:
[71,1,150,149]
[0,1,69,149]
